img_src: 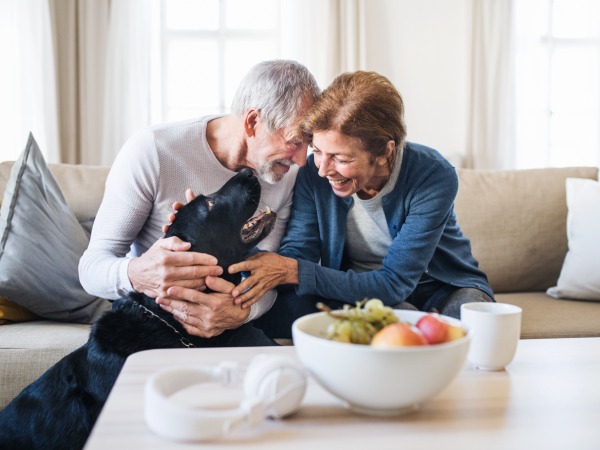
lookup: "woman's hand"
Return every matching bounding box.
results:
[229,252,299,308]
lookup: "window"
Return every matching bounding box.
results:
[515,0,600,168]
[152,0,281,124]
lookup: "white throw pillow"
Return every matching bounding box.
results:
[546,178,600,301]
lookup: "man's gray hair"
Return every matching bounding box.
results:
[231,60,320,133]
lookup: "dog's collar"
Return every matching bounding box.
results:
[134,302,195,348]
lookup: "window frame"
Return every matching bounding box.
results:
[153,0,281,124]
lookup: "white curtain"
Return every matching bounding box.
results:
[45,0,110,164]
[100,0,155,166]
[0,0,60,162]
[280,0,367,89]
[465,0,515,170]
[77,0,111,165]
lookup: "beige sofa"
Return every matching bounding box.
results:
[1,162,599,410]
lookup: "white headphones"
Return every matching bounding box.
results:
[144,354,307,441]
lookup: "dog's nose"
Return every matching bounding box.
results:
[239,168,254,178]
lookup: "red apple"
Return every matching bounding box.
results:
[416,313,465,344]
[415,314,449,344]
[371,323,428,347]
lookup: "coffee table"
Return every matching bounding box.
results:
[84,338,600,449]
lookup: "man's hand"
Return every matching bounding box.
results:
[229,252,299,309]
[127,236,223,298]
[156,276,250,338]
[162,188,195,234]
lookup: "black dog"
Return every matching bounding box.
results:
[0,168,277,450]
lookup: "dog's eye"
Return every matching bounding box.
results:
[207,200,215,211]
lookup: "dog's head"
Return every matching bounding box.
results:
[164,168,277,281]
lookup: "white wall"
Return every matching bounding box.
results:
[362,0,471,165]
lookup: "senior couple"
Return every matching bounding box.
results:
[79,60,493,346]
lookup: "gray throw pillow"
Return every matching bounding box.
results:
[0,133,111,323]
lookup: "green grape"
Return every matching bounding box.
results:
[350,320,378,345]
[322,298,399,345]
[364,299,386,321]
[327,320,353,343]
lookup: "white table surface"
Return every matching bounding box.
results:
[85,338,600,450]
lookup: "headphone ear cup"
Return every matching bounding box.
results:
[244,354,307,419]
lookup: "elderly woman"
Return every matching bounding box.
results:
[228,71,494,338]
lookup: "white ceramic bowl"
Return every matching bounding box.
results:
[292,310,471,416]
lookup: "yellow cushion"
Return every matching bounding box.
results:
[0,296,39,325]
[0,204,30,324]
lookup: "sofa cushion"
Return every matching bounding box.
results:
[496,292,600,339]
[455,167,599,293]
[0,321,91,410]
[0,134,111,323]
[546,178,600,301]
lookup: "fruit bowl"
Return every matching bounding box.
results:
[292,310,471,416]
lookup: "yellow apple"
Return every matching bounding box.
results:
[446,322,466,341]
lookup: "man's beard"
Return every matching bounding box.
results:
[255,159,294,184]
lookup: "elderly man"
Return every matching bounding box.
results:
[79,60,320,345]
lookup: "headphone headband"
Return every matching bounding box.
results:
[144,355,307,442]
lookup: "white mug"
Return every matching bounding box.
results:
[460,302,522,371]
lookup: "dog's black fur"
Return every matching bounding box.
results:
[0,168,276,450]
